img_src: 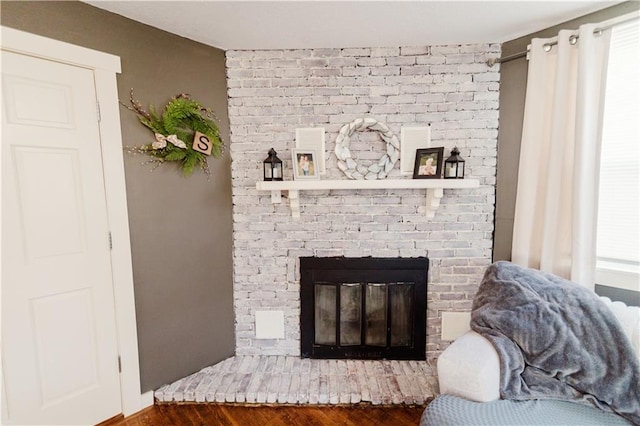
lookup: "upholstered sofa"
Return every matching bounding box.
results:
[421,262,640,425]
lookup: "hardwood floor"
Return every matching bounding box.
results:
[104,403,427,426]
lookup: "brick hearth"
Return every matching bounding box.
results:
[155,355,437,405]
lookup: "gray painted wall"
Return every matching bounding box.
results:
[1,1,235,391]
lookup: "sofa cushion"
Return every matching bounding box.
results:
[599,296,640,359]
[437,331,500,402]
[421,394,633,426]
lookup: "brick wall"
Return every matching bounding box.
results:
[226,44,500,366]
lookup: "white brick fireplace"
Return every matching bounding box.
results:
[226,44,499,370]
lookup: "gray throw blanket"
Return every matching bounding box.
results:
[470,261,640,425]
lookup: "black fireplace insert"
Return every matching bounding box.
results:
[300,257,428,360]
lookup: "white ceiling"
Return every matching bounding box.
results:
[84,1,620,50]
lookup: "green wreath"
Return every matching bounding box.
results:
[122,90,223,177]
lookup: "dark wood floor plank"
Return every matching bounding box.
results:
[109,403,426,426]
[221,405,284,426]
[282,406,334,426]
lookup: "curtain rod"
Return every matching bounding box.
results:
[486,11,639,67]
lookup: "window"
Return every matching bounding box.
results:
[596,19,640,291]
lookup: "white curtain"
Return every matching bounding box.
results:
[511,24,612,290]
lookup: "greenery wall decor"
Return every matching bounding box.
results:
[121,90,223,177]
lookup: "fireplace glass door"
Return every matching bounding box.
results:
[314,282,414,348]
[301,257,427,360]
[339,283,361,346]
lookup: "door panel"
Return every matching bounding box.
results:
[13,147,85,259]
[3,74,75,128]
[31,289,98,405]
[2,50,122,425]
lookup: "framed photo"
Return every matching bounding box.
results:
[413,147,444,179]
[292,149,320,180]
[295,127,325,175]
[400,126,431,175]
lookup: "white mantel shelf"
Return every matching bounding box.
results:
[256,179,480,219]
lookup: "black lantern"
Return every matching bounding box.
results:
[444,147,465,179]
[263,148,283,181]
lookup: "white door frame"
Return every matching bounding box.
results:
[1,26,147,416]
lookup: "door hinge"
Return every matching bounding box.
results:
[108,232,113,250]
[118,355,122,373]
[96,101,101,122]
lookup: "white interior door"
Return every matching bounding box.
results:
[2,50,122,425]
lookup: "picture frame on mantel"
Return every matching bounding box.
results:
[295,127,325,175]
[413,147,444,179]
[292,149,320,180]
[401,125,431,175]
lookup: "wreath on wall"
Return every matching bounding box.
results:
[334,117,400,180]
[121,89,223,177]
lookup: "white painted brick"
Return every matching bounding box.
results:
[445,54,475,64]
[367,85,399,96]
[387,95,416,104]
[342,67,371,77]
[430,64,461,74]
[399,84,430,94]
[399,65,431,75]
[401,46,430,56]
[385,75,417,85]
[226,50,256,59]
[325,57,358,67]
[415,93,446,103]
[342,48,371,56]
[341,105,371,114]
[371,47,400,57]
[371,67,401,76]
[431,45,461,54]
[416,55,446,65]
[356,57,387,67]
[313,48,341,57]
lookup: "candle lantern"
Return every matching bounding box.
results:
[263,148,283,181]
[444,147,465,179]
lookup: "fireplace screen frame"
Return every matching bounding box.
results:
[300,257,428,360]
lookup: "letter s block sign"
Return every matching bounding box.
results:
[192,131,213,155]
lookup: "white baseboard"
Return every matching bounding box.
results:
[140,391,154,409]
